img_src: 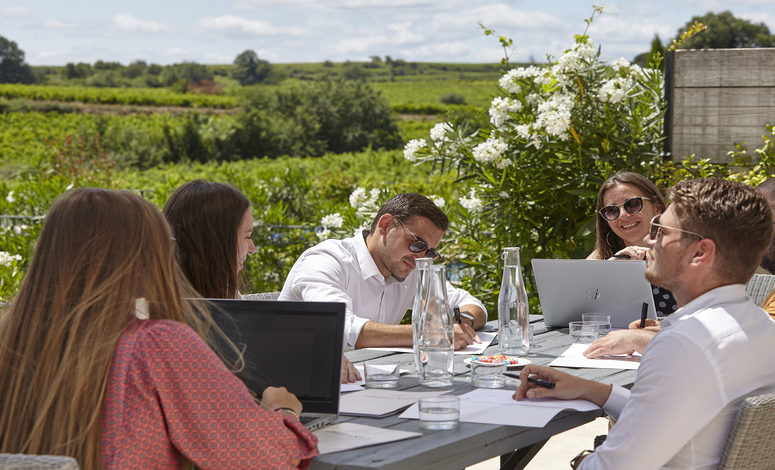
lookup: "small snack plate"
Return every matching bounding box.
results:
[464,355,531,368]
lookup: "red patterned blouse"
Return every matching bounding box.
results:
[101,319,318,469]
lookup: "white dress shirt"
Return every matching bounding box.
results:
[279,231,486,349]
[581,284,775,469]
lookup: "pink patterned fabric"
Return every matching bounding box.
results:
[102,319,318,469]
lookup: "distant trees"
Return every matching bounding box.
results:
[232,50,271,86]
[676,11,775,49]
[0,35,34,84]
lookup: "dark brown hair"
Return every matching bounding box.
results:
[369,193,449,233]
[669,178,772,283]
[0,188,223,468]
[163,180,251,299]
[592,172,666,259]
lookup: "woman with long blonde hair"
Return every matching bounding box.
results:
[0,188,317,468]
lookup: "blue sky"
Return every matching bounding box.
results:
[1,0,773,66]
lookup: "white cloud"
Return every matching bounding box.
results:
[341,0,435,7]
[200,15,307,36]
[44,20,76,29]
[204,52,235,63]
[166,47,189,57]
[2,6,27,17]
[113,14,168,33]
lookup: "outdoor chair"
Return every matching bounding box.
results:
[717,393,775,470]
[241,291,281,301]
[0,454,79,469]
[744,273,775,306]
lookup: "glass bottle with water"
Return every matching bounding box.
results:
[498,247,530,356]
[412,257,434,376]
[416,264,454,387]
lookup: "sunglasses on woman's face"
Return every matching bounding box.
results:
[599,196,650,221]
[648,215,704,241]
[396,219,440,260]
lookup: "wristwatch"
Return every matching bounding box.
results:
[275,407,300,419]
[459,311,475,327]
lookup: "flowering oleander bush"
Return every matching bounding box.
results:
[406,11,670,309]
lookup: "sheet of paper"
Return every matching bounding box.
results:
[549,343,641,370]
[313,422,421,455]
[399,389,599,428]
[365,331,497,355]
[339,389,448,417]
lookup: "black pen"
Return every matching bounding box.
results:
[504,373,556,389]
[453,306,462,324]
[612,253,631,259]
[640,302,648,328]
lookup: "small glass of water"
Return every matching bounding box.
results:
[363,362,400,388]
[471,358,506,388]
[418,395,460,430]
[581,313,611,337]
[569,321,599,343]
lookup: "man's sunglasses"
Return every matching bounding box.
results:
[599,196,650,221]
[649,215,704,240]
[396,219,440,260]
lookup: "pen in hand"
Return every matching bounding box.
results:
[612,253,631,259]
[453,306,462,324]
[504,373,556,389]
[640,302,648,328]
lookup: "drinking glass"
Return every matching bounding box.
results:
[418,395,460,430]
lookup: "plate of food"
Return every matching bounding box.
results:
[463,355,531,368]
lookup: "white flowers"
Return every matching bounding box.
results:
[321,213,344,229]
[534,94,574,139]
[498,69,524,94]
[459,189,483,213]
[428,195,445,208]
[6,190,15,203]
[403,138,427,161]
[430,122,453,143]
[0,251,22,267]
[472,137,510,168]
[489,97,522,129]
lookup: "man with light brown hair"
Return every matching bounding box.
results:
[516,178,775,469]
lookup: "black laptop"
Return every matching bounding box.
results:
[199,299,345,431]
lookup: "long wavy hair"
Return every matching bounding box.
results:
[591,172,666,259]
[0,188,232,468]
[163,180,251,299]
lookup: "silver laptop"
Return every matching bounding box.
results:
[202,299,345,431]
[531,259,657,329]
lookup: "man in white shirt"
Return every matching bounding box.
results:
[280,193,486,352]
[515,178,775,469]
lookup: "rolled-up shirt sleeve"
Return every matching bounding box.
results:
[446,283,487,316]
[284,252,367,349]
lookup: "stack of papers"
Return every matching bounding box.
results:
[339,389,448,417]
[399,389,599,428]
[549,343,641,370]
[313,422,421,455]
[365,331,497,355]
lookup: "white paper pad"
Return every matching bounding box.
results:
[399,389,599,428]
[549,343,641,370]
[365,331,497,355]
[339,389,448,417]
[313,422,421,455]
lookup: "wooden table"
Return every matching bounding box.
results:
[308,319,636,469]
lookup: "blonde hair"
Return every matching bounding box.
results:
[0,188,233,468]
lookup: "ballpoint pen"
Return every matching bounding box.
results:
[640,302,648,328]
[453,306,462,324]
[504,373,556,389]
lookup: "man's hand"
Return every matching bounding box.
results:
[583,329,656,358]
[627,318,661,331]
[341,356,361,384]
[453,323,481,350]
[514,365,612,407]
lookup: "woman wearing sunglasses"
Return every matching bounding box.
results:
[587,172,678,317]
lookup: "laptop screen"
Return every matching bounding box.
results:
[199,299,345,415]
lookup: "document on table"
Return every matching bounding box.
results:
[340,364,413,393]
[313,422,421,455]
[549,343,641,369]
[399,389,599,428]
[365,331,497,355]
[339,389,448,417]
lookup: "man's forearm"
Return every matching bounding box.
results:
[354,322,413,349]
[459,305,486,329]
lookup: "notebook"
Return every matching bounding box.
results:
[201,298,345,431]
[531,259,657,329]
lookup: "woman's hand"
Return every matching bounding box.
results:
[610,246,648,260]
[260,386,302,417]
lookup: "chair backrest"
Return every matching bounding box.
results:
[0,454,79,469]
[240,291,281,301]
[717,393,775,470]
[745,274,775,306]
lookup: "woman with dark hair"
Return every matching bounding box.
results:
[164,179,361,383]
[163,179,256,299]
[0,188,317,469]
